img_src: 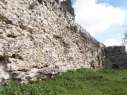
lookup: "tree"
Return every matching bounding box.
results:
[123,32,127,43]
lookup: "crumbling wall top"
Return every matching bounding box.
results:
[55,0,75,16]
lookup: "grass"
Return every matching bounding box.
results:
[0,69,127,95]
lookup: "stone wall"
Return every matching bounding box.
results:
[0,0,104,83]
[103,46,127,69]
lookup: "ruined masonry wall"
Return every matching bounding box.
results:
[103,46,127,69]
[0,0,103,83]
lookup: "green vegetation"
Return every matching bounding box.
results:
[0,69,127,95]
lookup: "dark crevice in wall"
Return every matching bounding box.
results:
[0,14,13,25]
[0,55,9,64]
[7,34,17,38]
[11,54,24,60]
[37,0,42,4]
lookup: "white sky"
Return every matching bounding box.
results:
[72,0,127,47]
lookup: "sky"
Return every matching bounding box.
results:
[72,0,127,47]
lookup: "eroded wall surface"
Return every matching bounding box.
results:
[0,0,103,83]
